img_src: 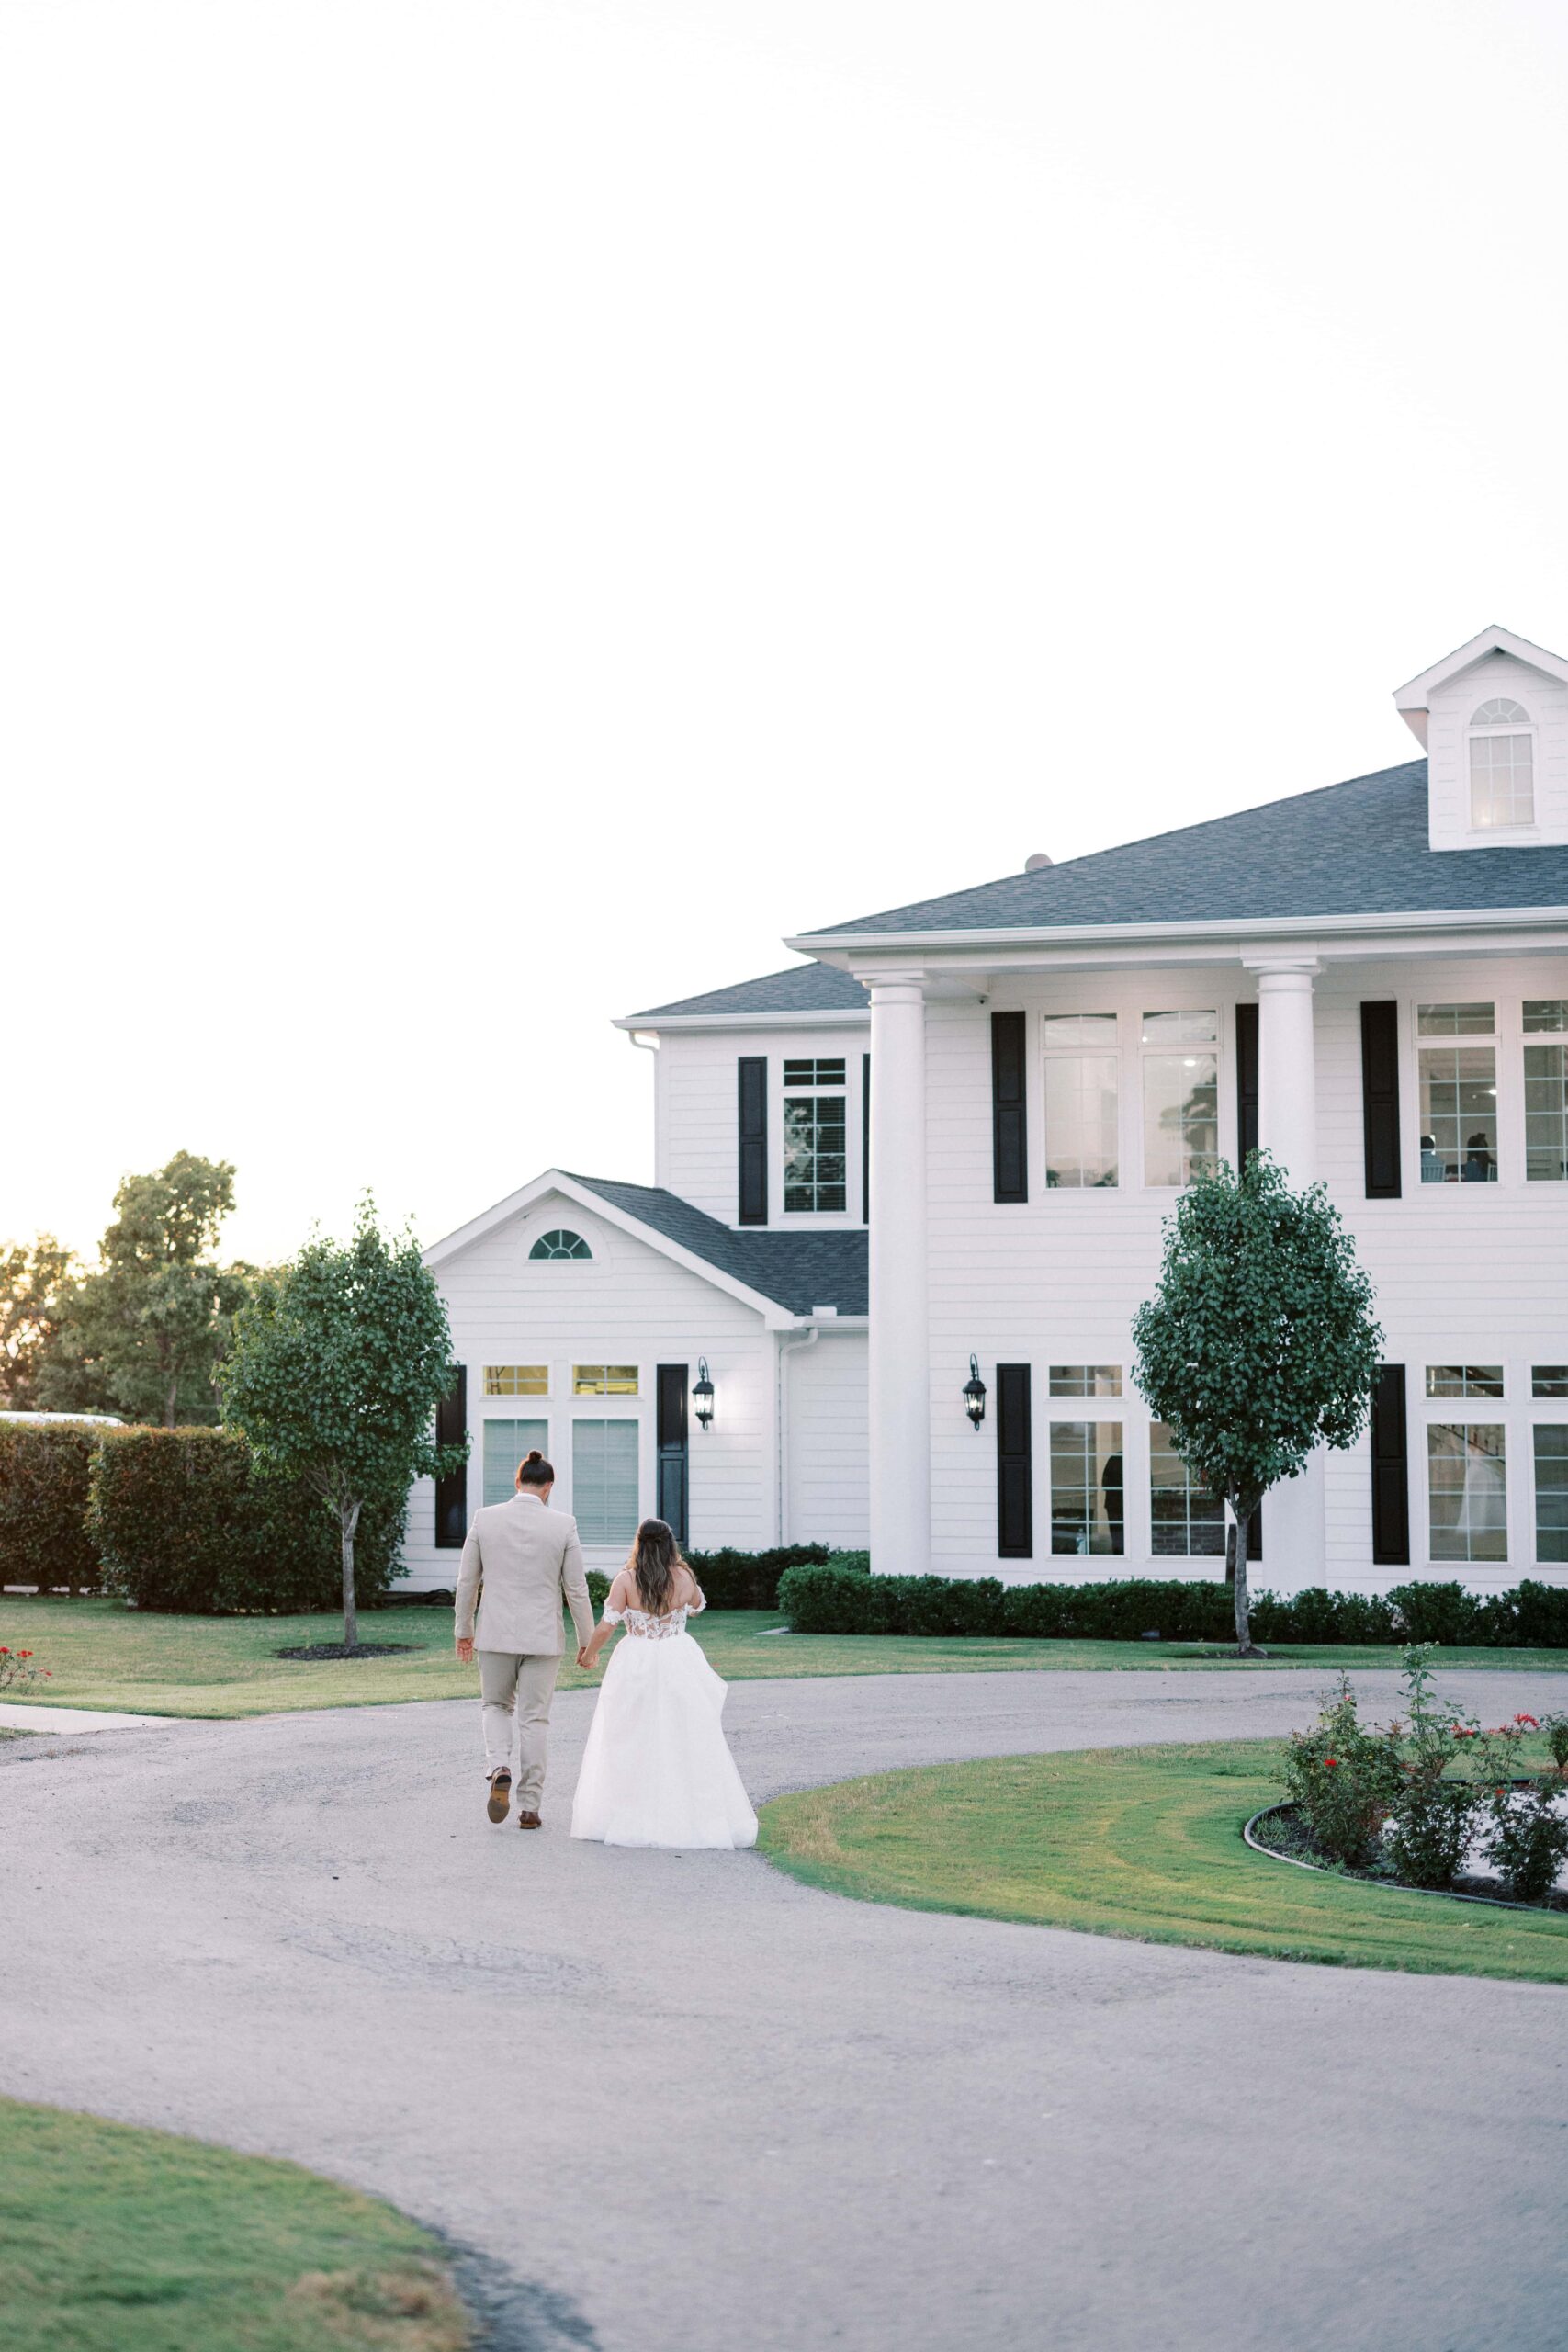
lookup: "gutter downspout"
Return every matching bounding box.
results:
[775,1326,819,1546]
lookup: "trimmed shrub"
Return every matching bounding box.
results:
[776,1564,1568,1646]
[1250,1587,1400,1645]
[1388,1580,1483,1646]
[87,1427,404,1614]
[1515,1580,1568,1649]
[0,1420,105,1590]
[683,1543,829,1611]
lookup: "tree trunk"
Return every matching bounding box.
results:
[164,1372,179,1428]
[1231,1493,1255,1654]
[341,1497,362,1650]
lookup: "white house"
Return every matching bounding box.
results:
[406,623,1568,1599]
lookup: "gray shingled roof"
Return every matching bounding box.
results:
[628,961,870,1020]
[800,761,1568,936]
[563,1174,867,1315]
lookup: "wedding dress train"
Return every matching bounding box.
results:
[570,1600,758,1849]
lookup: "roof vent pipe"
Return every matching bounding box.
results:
[1024,852,1053,872]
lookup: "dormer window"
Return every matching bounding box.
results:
[1469,698,1534,830]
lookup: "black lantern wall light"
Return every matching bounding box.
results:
[963,1354,987,1430]
[694,1357,716,1431]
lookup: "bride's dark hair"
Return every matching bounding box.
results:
[627,1518,683,1615]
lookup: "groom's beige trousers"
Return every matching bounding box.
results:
[478,1651,561,1807]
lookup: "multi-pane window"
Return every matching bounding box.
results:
[530,1228,592,1260]
[572,1364,639,1396]
[1048,1364,1122,1396]
[1043,1014,1119,1189]
[1142,1012,1218,1188]
[1523,1001,1568,1183]
[484,1365,549,1396]
[1417,1004,1497,1182]
[1532,1366,1568,1398]
[482,1418,547,1506]
[1533,1427,1568,1564]
[1425,1364,1505,1399]
[1149,1419,1224,1556]
[1427,1423,1507,1562]
[1469,700,1534,829]
[1048,1421,1125,1555]
[572,1419,640,1546]
[783,1059,847,1213]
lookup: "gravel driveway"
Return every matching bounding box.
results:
[6,1665,1566,2352]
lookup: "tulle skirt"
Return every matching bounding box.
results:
[570,1630,758,1849]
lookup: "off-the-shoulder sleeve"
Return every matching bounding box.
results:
[602,1603,625,1625]
[686,1580,707,1615]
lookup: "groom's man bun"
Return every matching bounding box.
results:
[517,1451,555,1487]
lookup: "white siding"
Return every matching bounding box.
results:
[657,1023,870,1227]
[784,1328,870,1549]
[921,957,1568,1593]
[405,1194,777,1588]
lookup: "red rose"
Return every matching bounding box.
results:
[1324,1757,1338,1770]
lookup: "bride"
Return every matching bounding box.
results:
[570,1518,758,1850]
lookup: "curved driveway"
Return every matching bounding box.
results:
[6,1665,1567,2352]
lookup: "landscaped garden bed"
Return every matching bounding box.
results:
[1247,1794,1568,1912]
[1265,1648,1568,1907]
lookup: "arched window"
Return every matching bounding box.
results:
[529,1227,592,1261]
[1469,698,1534,829]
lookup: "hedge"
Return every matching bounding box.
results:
[683,1543,829,1610]
[775,1565,1568,1648]
[87,1428,405,1614]
[0,1421,105,1590]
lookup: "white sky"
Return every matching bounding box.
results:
[5,0,1567,1265]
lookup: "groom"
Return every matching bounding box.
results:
[454,1449,596,1829]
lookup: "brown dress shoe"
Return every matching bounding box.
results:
[486,1771,512,1824]
[516,1809,542,1830]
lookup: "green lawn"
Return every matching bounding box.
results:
[0,2098,468,2352]
[758,1739,1568,1983]
[2,1597,1565,1720]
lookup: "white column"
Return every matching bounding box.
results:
[867,973,931,1577]
[1250,956,1325,1587]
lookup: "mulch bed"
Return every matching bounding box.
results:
[1249,1799,1568,1913]
[273,1643,423,1661]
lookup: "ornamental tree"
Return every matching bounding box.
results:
[220,1198,466,1649]
[1131,1150,1382,1654]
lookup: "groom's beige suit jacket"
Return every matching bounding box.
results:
[455,1492,595,1657]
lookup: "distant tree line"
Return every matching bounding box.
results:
[0,1151,258,1426]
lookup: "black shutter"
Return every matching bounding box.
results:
[434,1363,467,1550]
[1371,1363,1410,1565]
[991,1012,1028,1204]
[1235,1002,1259,1171]
[1360,1001,1403,1199]
[738,1056,768,1226]
[862,1052,871,1225]
[656,1364,689,1545]
[996,1363,1033,1559]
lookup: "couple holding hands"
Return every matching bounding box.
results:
[454,1448,758,1849]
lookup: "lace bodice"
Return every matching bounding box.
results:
[604,1604,692,1641]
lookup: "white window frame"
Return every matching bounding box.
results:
[1466,702,1537,833]
[1139,1009,1221,1191]
[774,1049,859,1225]
[1413,1000,1504,1191]
[1040,1014,1121,1192]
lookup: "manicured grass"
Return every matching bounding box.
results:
[758,1738,1568,1983]
[0,2098,468,2352]
[2,1597,1565,1720]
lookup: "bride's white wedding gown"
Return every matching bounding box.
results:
[570,1597,758,1849]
